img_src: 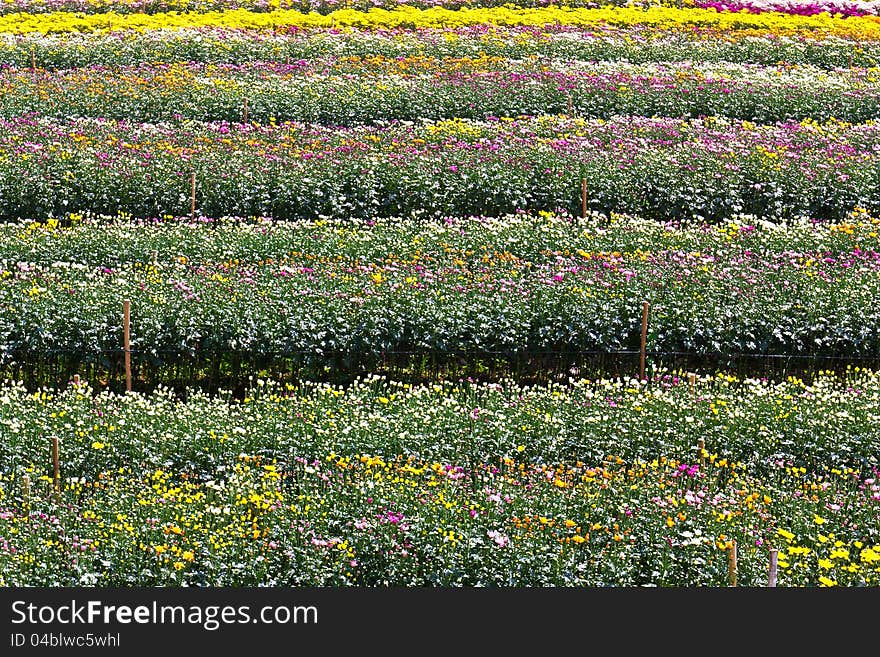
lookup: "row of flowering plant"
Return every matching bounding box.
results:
[0,0,637,18]
[3,6,880,39]
[2,24,875,70]
[3,0,879,19]
[1,115,879,222]
[694,0,880,18]
[3,59,879,125]
[1,212,878,363]
[0,372,877,585]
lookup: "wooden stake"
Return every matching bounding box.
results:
[728,539,738,587]
[697,438,705,462]
[567,93,573,117]
[73,374,80,387]
[123,299,132,393]
[151,250,158,266]
[190,172,196,221]
[243,97,249,124]
[30,47,35,72]
[51,436,60,495]
[768,548,778,587]
[688,372,696,397]
[21,473,30,506]
[640,301,649,382]
[581,178,588,219]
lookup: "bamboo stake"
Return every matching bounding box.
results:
[768,549,778,587]
[567,93,573,117]
[51,436,60,496]
[728,539,738,586]
[581,178,587,219]
[30,47,35,72]
[21,473,30,506]
[243,97,249,124]
[190,172,196,221]
[123,299,132,393]
[640,301,649,382]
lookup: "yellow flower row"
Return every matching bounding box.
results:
[2,6,880,38]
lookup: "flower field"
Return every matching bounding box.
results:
[1,1,879,587]
[4,24,878,70]
[1,213,879,377]
[7,58,880,125]
[4,115,880,222]
[1,373,879,585]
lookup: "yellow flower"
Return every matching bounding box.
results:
[818,558,833,570]
[830,548,850,561]
[91,442,105,450]
[818,576,837,587]
[173,561,185,571]
[571,535,586,544]
[814,515,826,525]
[516,445,525,453]
[776,528,795,541]
[860,548,879,564]
[563,520,577,528]
[182,551,194,562]
[4,6,880,40]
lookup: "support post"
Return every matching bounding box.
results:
[768,549,778,587]
[123,299,132,392]
[190,172,197,221]
[640,301,649,382]
[728,539,738,587]
[581,178,588,219]
[51,436,60,496]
